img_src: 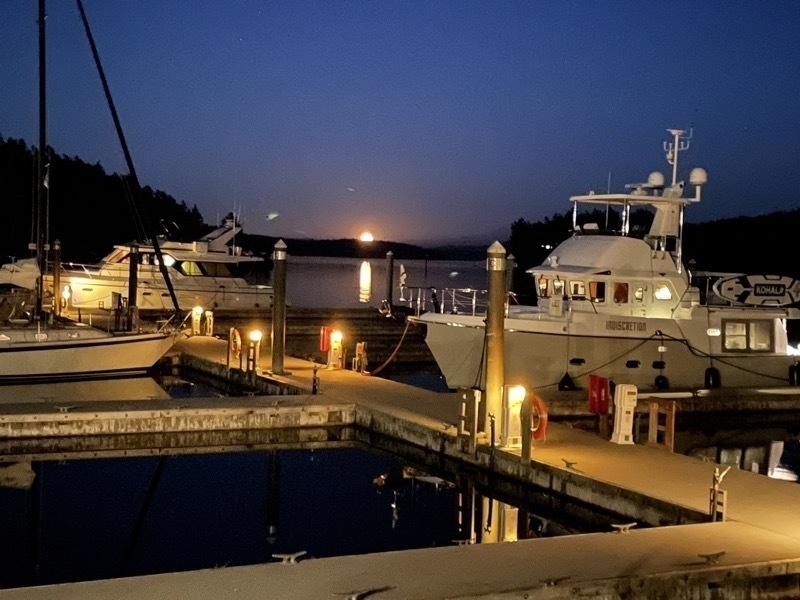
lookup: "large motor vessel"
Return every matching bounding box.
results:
[413,129,800,395]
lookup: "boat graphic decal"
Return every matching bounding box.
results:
[713,274,800,307]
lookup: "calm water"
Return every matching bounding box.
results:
[286,256,486,309]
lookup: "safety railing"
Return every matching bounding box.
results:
[400,286,517,317]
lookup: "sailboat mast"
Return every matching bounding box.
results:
[75,0,181,315]
[35,0,47,317]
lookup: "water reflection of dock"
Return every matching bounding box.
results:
[4,337,800,598]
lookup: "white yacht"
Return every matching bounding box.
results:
[413,130,800,395]
[55,218,275,312]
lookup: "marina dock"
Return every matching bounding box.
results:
[3,336,800,599]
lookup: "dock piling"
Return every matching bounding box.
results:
[271,239,288,375]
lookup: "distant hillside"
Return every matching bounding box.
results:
[236,235,488,262]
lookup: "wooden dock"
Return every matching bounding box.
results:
[3,335,800,599]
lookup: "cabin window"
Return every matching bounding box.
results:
[634,285,645,302]
[552,279,565,297]
[200,262,232,277]
[722,319,774,352]
[654,283,672,301]
[589,281,605,303]
[570,281,586,299]
[538,277,549,299]
[613,282,629,304]
[180,261,203,276]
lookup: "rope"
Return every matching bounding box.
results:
[369,319,412,376]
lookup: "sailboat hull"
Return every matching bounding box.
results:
[0,329,179,383]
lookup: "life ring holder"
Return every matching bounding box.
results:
[530,393,549,441]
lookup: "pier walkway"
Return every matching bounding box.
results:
[3,336,800,598]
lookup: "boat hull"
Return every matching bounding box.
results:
[52,272,274,312]
[420,317,797,393]
[0,329,179,383]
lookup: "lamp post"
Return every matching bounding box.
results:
[247,329,263,379]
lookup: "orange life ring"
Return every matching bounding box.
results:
[531,393,549,441]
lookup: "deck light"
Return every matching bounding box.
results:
[249,329,263,343]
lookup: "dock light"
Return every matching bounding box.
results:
[328,329,344,369]
[246,329,263,378]
[191,305,204,335]
[204,310,214,336]
[501,385,526,448]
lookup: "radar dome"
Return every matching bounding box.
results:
[647,171,665,187]
[690,167,708,186]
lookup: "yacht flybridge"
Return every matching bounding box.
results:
[413,129,800,394]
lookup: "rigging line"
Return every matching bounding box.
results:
[369,319,411,376]
[76,0,181,314]
[656,330,792,383]
[532,334,657,391]
[473,322,489,389]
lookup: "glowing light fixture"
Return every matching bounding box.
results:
[330,330,343,345]
[706,327,721,337]
[249,329,263,343]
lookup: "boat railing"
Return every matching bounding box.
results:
[401,286,517,317]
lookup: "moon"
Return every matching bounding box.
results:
[359,231,374,242]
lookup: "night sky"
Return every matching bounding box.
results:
[1,1,798,244]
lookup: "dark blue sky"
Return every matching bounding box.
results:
[2,1,799,244]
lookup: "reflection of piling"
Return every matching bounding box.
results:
[271,240,288,375]
[266,451,280,544]
[485,242,506,435]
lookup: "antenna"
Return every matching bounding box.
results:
[663,128,692,186]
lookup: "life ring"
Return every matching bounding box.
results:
[530,393,549,441]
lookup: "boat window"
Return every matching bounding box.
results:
[538,277,549,299]
[613,282,629,304]
[552,279,565,297]
[200,262,232,277]
[634,285,645,302]
[570,280,586,299]
[179,261,203,276]
[654,283,672,301]
[589,281,605,303]
[722,319,774,352]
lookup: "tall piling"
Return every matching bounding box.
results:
[384,250,394,314]
[53,239,61,315]
[127,242,139,331]
[271,239,288,375]
[485,241,506,435]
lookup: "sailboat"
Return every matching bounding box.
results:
[0,0,180,383]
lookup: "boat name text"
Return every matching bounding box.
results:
[754,284,786,297]
[606,320,647,332]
